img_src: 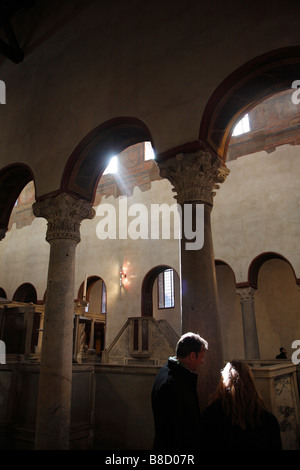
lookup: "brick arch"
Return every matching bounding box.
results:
[0,163,35,233]
[61,117,154,204]
[199,46,300,162]
[247,252,298,290]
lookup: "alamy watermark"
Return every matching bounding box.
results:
[292,340,300,365]
[0,80,5,104]
[291,80,300,105]
[0,340,5,364]
[95,197,204,250]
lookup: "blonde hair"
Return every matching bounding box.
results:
[210,360,268,430]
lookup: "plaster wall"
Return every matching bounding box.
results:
[1,143,300,359]
[212,144,300,282]
[216,264,244,360]
[0,1,299,197]
[255,259,300,360]
[76,178,181,347]
[0,218,49,300]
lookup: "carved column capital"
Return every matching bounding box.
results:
[33,193,95,243]
[158,150,229,205]
[236,286,255,303]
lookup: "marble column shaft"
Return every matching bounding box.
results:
[236,286,260,359]
[159,150,229,406]
[32,193,94,450]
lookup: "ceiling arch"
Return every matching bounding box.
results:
[199,46,300,162]
[61,117,154,203]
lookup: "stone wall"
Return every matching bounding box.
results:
[0,361,299,450]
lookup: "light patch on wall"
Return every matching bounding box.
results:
[103,156,118,174]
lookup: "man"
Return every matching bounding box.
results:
[151,332,208,452]
[276,347,287,359]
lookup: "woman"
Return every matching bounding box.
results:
[203,360,282,450]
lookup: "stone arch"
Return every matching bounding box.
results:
[77,275,107,354]
[78,275,106,309]
[215,259,237,286]
[0,163,35,235]
[61,117,154,203]
[13,283,37,303]
[248,252,298,290]
[141,265,178,317]
[248,252,300,359]
[199,46,300,162]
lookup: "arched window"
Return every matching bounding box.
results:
[232,113,250,136]
[158,268,175,308]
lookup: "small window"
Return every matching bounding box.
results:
[232,113,250,136]
[144,142,155,160]
[158,269,175,308]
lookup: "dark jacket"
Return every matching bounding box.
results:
[151,357,202,451]
[202,399,282,450]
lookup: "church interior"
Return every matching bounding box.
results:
[0,0,300,451]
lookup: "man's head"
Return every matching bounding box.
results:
[176,332,208,371]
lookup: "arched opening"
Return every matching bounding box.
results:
[0,164,35,233]
[248,253,300,359]
[215,260,243,360]
[61,117,154,203]
[141,265,174,317]
[77,275,107,355]
[141,265,180,334]
[13,283,37,303]
[248,252,297,290]
[199,46,300,161]
[64,120,166,355]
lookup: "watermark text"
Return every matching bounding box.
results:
[95,197,204,250]
[291,80,300,105]
[0,340,5,364]
[0,80,5,104]
[291,340,300,365]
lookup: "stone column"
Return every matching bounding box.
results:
[32,193,95,450]
[236,286,260,359]
[159,150,229,406]
[89,319,95,349]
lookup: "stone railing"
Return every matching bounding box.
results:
[246,360,300,450]
[102,316,179,365]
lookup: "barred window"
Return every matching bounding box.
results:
[158,269,175,309]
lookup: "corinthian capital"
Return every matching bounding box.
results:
[236,286,255,304]
[158,150,229,205]
[33,193,95,243]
